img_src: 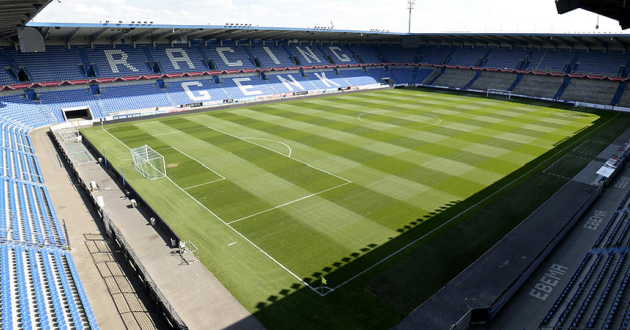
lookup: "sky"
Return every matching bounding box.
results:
[32,0,627,34]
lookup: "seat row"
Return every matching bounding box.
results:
[540,253,593,326]
[0,243,98,329]
[2,43,630,86]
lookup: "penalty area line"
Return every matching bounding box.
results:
[169,145,226,180]
[183,178,226,190]
[227,182,351,225]
[199,123,353,184]
[240,136,293,158]
[100,125,325,295]
[164,174,327,296]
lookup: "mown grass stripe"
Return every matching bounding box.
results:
[107,124,221,187]
[322,96,559,139]
[160,117,346,192]
[161,116,431,230]
[207,111,486,198]
[314,96,582,139]
[295,97,551,155]
[329,95,589,137]
[353,90,589,127]
[248,104,520,175]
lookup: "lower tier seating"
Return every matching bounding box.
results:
[615,85,630,108]
[430,69,476,89]
[0,244,98,329]
[561,79,618,105]
[469,72,517,91]
[513,75,564,99]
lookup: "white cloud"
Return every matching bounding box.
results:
[32,0,628,34]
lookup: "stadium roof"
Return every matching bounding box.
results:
[23,22,403,44]
[11,22,630,49]
[405,32,630,49]
[556,0,630,29]
[0,0,51,39]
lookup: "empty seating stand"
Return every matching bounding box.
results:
[469,72,517,91]
[512,75,565,99]
[561,79,619,105]
[574,51,628,77]
[0,86,98,328]
[431,69,476,89]
[0,244,98,329]
[614,87,630,108]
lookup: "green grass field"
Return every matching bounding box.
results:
[81,88,629,329]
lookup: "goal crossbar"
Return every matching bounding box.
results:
[486,89,513,100]
[131,145,166,180]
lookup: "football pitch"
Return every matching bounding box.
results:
[82,88,619,329]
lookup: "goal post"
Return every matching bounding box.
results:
[486,89,513,100]
[131,145,166,180]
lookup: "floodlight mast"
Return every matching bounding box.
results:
[407,0,416,33]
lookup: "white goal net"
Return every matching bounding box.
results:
[131,145,166,180]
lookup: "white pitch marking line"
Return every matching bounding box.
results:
[241,137,293,158]
[321,112,620,295]
[169,145,226,180]
[101,125,326,296]
[183,178,225,190]
[198,122,353,184]
[228,182,350,225]
[355,109,444,128]
[164,175,325,296]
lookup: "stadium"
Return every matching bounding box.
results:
[1,0,630,329]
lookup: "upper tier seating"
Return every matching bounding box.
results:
[1,45,628,86]
[87,45,154,78]
[320,46,359,65]
[513,75,564,99]
[352,46,381,64]
[529,50,571,73]
[560,79,618,105]
[6,46,84,83]
[206,42,258,70]
[447,48,488,67]
[484,48,528,69]
[248,45,295,68]
[148,46,208,74]
[381,47,419,63]
[417,47,452,65]
[287,45,332,65]
[574,51,628,77]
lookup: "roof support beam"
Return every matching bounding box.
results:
[89,28,109,42]
[130,29,155,42]
[65,27,81,44]
[110,29,133,43]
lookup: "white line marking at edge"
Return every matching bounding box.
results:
[228,182,350,225]
[182,178,225,190]
[321,113,618,295]
[241,137,293,158]
[198,122,353,184]
[169,145,226,180]
[101,125,326,296]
